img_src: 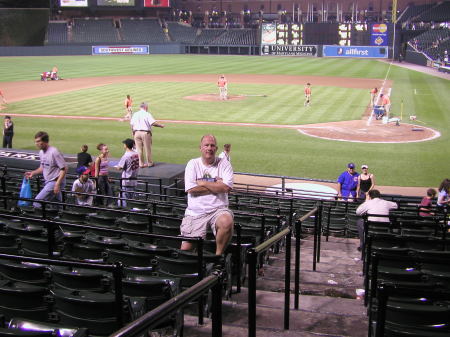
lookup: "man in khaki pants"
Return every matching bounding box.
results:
[130,102,165,168]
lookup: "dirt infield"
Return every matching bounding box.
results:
[298,119,440,143]
[0,73,439,144]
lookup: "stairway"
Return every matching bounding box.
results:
[183,234,368,336]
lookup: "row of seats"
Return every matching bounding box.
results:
[362,221,450,336]
[47,19,258,46]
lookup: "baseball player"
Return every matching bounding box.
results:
[218,75,228,100]
[304,83,311,107]
[0,89,6,105]
[380,94,391,114]
[370,87,378,107]
[124,94,133,120]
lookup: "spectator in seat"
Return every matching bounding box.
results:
[180,134,234,257]
[72,168,96,206]
[355,189,398,251]
[419,188,437,217]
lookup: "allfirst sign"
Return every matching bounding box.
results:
[323,46,388,58]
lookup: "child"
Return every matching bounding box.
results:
[71,168,96,206]
[419,188,437,216]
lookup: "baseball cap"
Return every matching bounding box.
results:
[122,138,134,149]
[361,164,368,169]
[347,163,355,169]
[82,168,91,175]
[76,166,87,175]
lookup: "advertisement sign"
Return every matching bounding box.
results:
[261,45,317,57]
[96,0,135,6]
[261,23,277,45]
[92,45,149,55]
[371,23,388,46]
[144,0,170,7]
[60,0,88,7]
[323,45,388,58]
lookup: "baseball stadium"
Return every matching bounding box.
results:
[0,0,450,336]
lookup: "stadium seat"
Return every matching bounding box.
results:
[50,266,109,292]
[0,280,50,321]
[51,288,125,336]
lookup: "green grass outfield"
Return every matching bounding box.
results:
[1,55,449,188]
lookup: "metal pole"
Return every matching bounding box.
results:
[294,219,301,309]
[316,204,322,263]
[247,248,257,337]
[313,210,318,271]
[47,221,56,258]
[197,238,204,325]
[113,262,124,328]
[236,223,242,293]
[284,227,291,330]
[211,271,223,337]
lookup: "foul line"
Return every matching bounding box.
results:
[0,112,303,129]
[367,61,393,126]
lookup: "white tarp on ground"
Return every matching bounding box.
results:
[266,182,338,200]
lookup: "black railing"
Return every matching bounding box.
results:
[110,271,224,337]
[247,224,294,337]
[294,206,320,307]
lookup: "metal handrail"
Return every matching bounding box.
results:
[110,272,223,337]
[247,226,292,337]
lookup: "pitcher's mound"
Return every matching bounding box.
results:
[184,94,246,102]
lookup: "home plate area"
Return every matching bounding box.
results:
[297,119,440,143]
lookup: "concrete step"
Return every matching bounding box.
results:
[231,288,366,316]
[259,265,363,290]
[218,300,367,337]
[244,277,360,299]
[183,314,341,337]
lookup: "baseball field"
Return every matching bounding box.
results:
[0,54,449,188]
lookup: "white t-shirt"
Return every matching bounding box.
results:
[184,157,233,216]
[218,151,230,162]
[71,178,96,206]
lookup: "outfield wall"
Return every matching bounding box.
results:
[0,44,392,58]
[0,43,183,56]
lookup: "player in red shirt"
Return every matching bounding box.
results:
[370,87,378,107]
[304,83,311,107]
[380,94,391,113]
[0,89,6,105]
[217,75,228,100]
[123,94,133,120]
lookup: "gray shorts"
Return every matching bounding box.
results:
[180,208,233,239]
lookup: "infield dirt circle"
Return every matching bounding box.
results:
[0,73,439,143]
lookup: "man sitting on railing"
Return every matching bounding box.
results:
[355,189,398,252]
[180,134,234,257]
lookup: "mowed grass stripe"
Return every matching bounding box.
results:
[0,55,391,82]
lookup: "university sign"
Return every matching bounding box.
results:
[261,45,318,57]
